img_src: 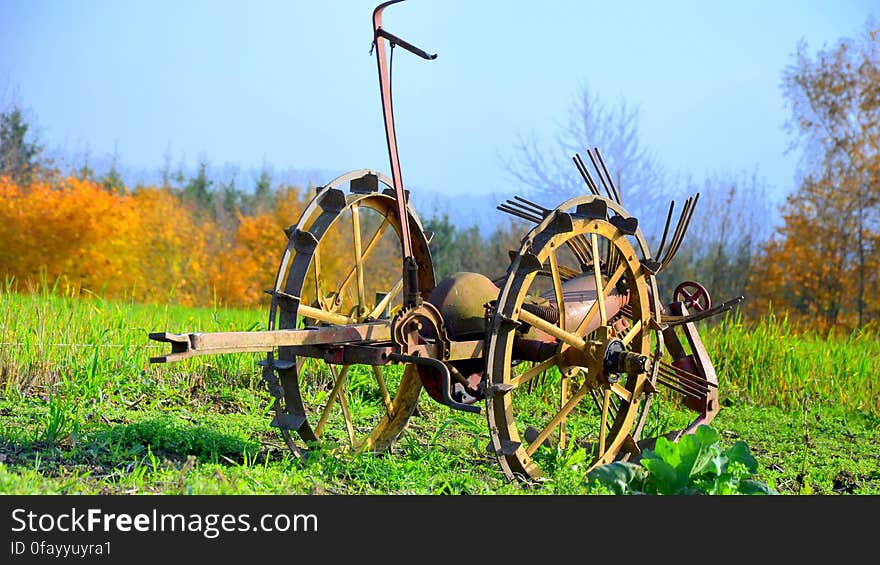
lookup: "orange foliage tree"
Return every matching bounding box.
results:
[0,176,138,296]
[747,21,880,331]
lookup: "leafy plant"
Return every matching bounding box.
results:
[587,425,776,495]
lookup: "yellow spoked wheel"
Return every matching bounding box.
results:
[263,169,434,456]
[485,195,662,481]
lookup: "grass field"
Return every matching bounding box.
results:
[1,283,878,494]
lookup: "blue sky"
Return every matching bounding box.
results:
[1,0,877,221]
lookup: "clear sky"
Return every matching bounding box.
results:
[1,0,877,220]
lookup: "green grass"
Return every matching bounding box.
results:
[0,284,877,494]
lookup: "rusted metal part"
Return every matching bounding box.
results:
[661,300,721,438]
[372,0,436,308]
[426,272,499,339]
[149,322,391,363]
[673,280,711,312]
[661,295,744,327]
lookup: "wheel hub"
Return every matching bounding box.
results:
[602,338,649,382]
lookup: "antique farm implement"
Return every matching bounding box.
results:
[150,0,742,482]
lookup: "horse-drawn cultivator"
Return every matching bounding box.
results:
[150,1,742,482]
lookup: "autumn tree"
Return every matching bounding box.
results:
[748,20,880,330]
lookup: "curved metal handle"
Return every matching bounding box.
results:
[375,27,437,60]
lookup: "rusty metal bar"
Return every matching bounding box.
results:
[372,0,436,308]
[655,200,675,259]
[149,322,392,363]
[587,149,615,202]
[594,148,621,205]
[573,153,601,196]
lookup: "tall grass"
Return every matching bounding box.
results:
[2,281,877,445]
[705,312,880,417]
[0,279,269,445]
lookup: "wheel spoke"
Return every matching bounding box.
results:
[525,380,591,457]
[590,233,607,326]
[549,248,566,330]
[297,303,355,326]
[620,320,642,347]
[609,382,632,404]
[332,215,391,313]
[509,356,559,389]
[572,262,626,338]
[559,376,568,449]
[314,364,351,437]
[351,204,367,320]
[373,366,395,418]
[337,379,356,447]
[598,387,612,457]
[367,277,403,319]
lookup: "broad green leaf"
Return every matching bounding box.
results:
[707,452,729,476]
[725,441,759,474]
[738,479,777,495]
[694,424,720,445]
[587,462,646,495]
[641,457,681,494]
[647,437,682,468]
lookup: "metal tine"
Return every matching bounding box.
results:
[569,234,592,266]
[662,192,699,269]
[661,196,691,267]
[657,366,712,395]
[656,376,702,400]
[513,195,550,214]
[586,149,615,202]
[662,295,743,327]
[498,204,542,224]
[589,388,619,420]
[659,195,693,269]
[556,263,580,281]
[565,240,590,267]
[505,198,546,218]
[594,147,622,205]
[658,360,717,389]
[671,194,697,253]
[655,200,676,259]
[573,153,602,196]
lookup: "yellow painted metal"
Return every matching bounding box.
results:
[525,379,593,457]
[315,365,352,437]
[509,356,558,389]
[333,215,391,313]
[590,232,607,325]
[486,205,659,481]
[351,203,367,319]
[297,304,356,326]
[598,386,612,457]
[517,308,586,350]
[372,366,395,418]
